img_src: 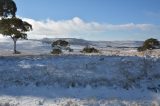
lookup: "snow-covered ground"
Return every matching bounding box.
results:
[0,87,159,106]
[0,38,160,105]
[0,55,160,105]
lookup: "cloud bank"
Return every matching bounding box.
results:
[22,17,156,39]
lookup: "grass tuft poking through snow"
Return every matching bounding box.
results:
[0,55,160,105]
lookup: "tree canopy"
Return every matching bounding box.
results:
[138,38,160,52]
[52,40,69,47]
[0,0,17,17]
[0,18,32,39]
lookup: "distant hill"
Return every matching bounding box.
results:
[39,38,143,48]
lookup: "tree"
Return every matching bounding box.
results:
[138,38,160,52]
[52,40,69,47]
[0,0,32,54]
[51,40,73,54]
[0,18,32,53]
[0,0,17,18]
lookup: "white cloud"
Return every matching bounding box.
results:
[22,17,155,39]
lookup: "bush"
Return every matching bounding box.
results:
[51,40,73,54]
[81,46,99,53]
[51,49,62,54]
[138,38,160,52]
[52,40,69,47]
[137,47,145,52]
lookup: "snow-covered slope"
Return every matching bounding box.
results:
[0,55,160,105]
[0,38,160,105]
[0,55,160,89]
[0,38,51,55]
[0,38,144,56]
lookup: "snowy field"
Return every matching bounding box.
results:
[0,38,160,57]
[0,38,160,106]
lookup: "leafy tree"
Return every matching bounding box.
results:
[138,38,160,52]
[0,0,32,54]
[0,0,17,18]
[52,40,69,47]
[51,40,73,54]
[0,18,32,53]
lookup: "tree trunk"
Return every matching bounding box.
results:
[13,38,17,54]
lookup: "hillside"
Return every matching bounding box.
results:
[0,55,160,105]
[0,38,160,105]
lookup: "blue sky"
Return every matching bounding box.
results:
[14,0,160,41]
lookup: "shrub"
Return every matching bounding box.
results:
[81,46,99,53]
[137,47,145,52]
[51,40,73,54]
[51,49,62,54]
[137,38,160,52]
